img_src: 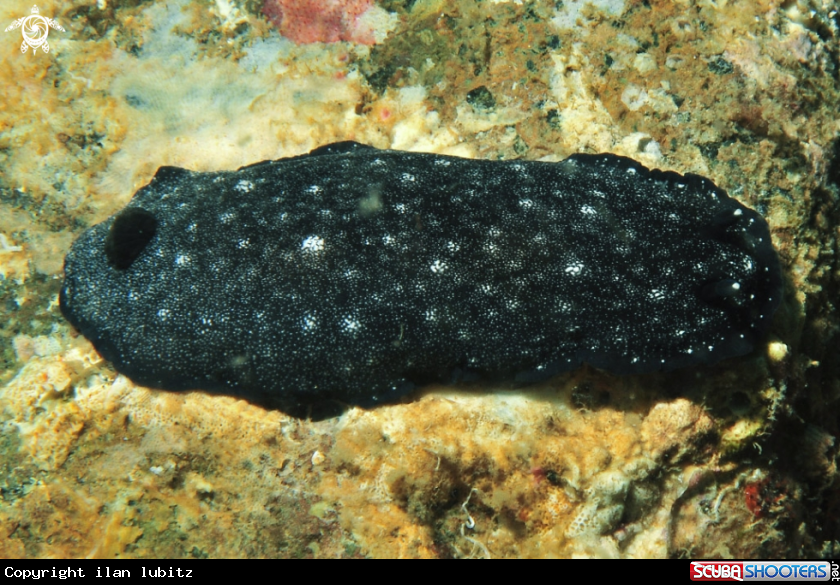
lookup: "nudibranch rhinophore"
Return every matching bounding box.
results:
[60,142,783,413]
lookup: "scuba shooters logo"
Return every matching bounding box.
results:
[692,563,744,581]
[5,5,64,54]
[690,561,837,582]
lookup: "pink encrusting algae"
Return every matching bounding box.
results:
[262,0,377,45]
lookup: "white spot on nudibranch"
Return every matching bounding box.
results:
[302,313,317,331]
[565,262,584,275]
[301,235,325,252]
[235,180,254,193]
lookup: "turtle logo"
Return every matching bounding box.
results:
[5,5,65,54]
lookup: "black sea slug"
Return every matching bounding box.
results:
[60,142,783,414]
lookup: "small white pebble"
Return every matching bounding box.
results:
[767,341,788,364]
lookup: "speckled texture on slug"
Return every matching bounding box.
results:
[59,142,782,412]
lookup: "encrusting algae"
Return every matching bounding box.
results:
[1,0,839,558]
